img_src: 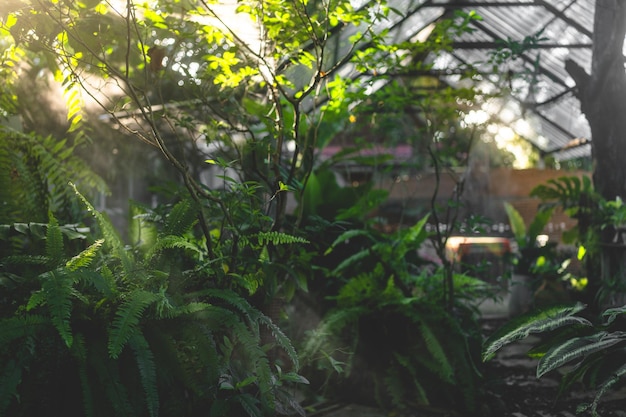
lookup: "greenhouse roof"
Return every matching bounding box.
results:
[340,0,597,161]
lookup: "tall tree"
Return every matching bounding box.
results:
[566,0,626,201]
[565,0,626,302]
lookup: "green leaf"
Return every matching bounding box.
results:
[108,290,159,359]
[41,269,74,347]
[503,202,526,245]
[128,333,159,417]
[482,303,589,361]
[537,332,626,377]
[66,239,104,271]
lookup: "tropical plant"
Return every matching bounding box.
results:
[483,303,626,417]
[0,186,307,417]
[504,201,556,276]
[301,215,492,413]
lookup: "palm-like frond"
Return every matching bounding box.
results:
[482,303,590,361]
[537,332,626,377]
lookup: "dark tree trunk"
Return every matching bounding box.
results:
[566,0,626,201]
[565,0,626,306]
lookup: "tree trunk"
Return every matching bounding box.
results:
[566,0,626,201]
[565,0,626,307]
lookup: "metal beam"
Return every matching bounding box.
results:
[452,41,591,49]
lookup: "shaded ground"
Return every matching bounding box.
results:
[307,317,626,417]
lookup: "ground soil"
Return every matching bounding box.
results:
[307,317,626,417]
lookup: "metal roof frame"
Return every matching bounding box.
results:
[328,0,597,162]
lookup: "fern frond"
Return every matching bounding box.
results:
[40,269,74,347]
[26,290,46,311]
[45,214,64,267]
[71,333,95,417]
[72,183,134,275]
[324,229,374,255]
[0,315,50,347]
[194,288,258,323]
[483,303,590,361]
[259,314,300,370]
[537,332,626,378]
[162,199,197,236]
[417,320,454,383]
[256,231,309,246]
[238,393,264,417]
[128,333,159,417]
[145,235,201,261]
[66,239,104,271]
[590,362,626,415]
[108,289,159,358]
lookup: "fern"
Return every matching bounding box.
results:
[108,289,159,359]
[482,303,590,361]
[72,183,134,276]
[256,231,309,246]
[66,239,104,271]
[588,362,626,416]
[0,315,50,347]
[417,320,454,383]
[45,214,64,268]
[40,269,74,347]
[324,229,375,255]
[162,198,198,236]
[145,235,201,261]
[71,333,95,417]
[128,333,159,417]
[259,314,300,370]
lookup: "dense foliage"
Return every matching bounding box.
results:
[0,1,536,416]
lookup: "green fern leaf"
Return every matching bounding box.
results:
[0,315,50,347]
[259,314,300,370]
[256,231,309,246]
[40,269,74,347]
[71,333,95,417]
[66,239,104,271]
[26,289,46,311]
[145,235,201,261]
[71,183,133,275]
[590,362,626,415]
[238,393,264,417]
[537,332,626,378]
[325,229,374,255]
[162,199,197,236]
[128,333,159,417]
[483,303,590,361]
[108,290,159,358]
[418,320,454,382]
[45,214,64,267]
